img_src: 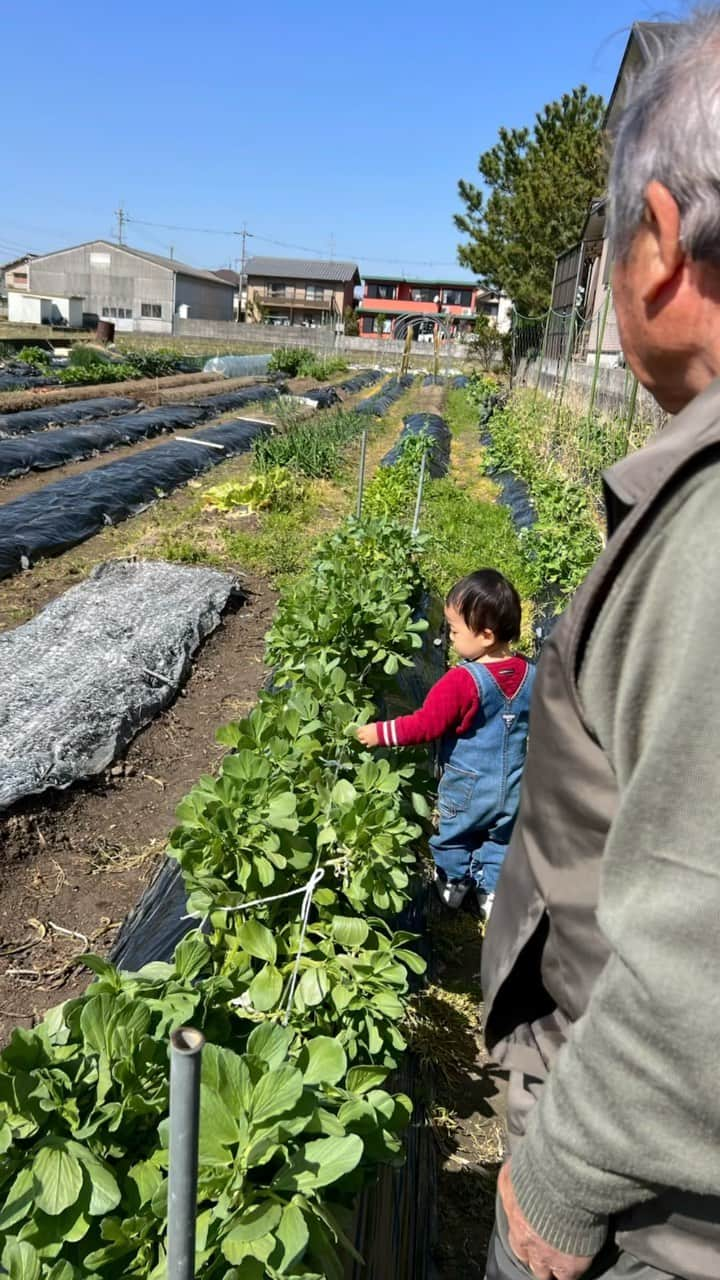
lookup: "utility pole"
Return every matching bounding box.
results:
[237,222,249,324]
[329,233,336,261]
[114,204,126,245]
[169,245,174,260]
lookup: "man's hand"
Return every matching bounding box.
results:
[355,723,380,748]
[498,1162,594,1280]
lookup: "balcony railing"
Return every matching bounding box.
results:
[256,287,334,306]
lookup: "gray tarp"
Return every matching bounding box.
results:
[0,559,237,814]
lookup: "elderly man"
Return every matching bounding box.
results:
[483,14,720,1280]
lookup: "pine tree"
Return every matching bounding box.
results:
[455,85,606,316]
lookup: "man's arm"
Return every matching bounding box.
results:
[507,471,720,1255]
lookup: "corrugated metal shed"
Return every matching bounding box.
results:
[29,241,228,288]
[246,256,359,283]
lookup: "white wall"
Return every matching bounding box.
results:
[8,293,49,324]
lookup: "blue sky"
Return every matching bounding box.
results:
[2,0,687,282]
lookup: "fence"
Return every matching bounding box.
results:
[172,317,469,362]
[511,288,667,438]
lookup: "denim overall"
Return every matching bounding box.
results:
[430,658,535,893]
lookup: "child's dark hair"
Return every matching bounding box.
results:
[446,569,521,643]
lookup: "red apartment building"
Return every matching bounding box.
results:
[357,274,504,338]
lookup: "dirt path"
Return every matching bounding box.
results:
[424,902,506,1277]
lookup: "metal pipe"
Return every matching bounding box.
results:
[625,375,639,455]
[533,308,552,403]
[167,1026,205,1280]
[556,247,586,418]
[587,285,612,424]
[412,450,428,536]
[356,428,368,519]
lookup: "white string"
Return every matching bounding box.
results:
[281,864,324,1027]
[181,866,325,920]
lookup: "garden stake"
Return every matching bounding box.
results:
[412,450,428,537]
[625,375,639,453]
[168,1027,205,1280]
[533,307,552,403]
[587,286,612,423]
[356,428,368,519]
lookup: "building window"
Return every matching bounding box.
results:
[367,283,396,300]
[411,287,436,303]
[11,271,27,284]
[478,301,499,319]
[305,284,326,301]
[269,282,287,297]
[361,315,376,334]
[141,303,162,318]
[118,307,132,318]
[443,288,472,307]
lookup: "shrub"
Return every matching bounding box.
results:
[69,344,114,368]
[18,345,51,369]
[268,347,348,381]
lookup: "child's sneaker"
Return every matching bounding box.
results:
[477,890,495,921]
[434,875,469,909]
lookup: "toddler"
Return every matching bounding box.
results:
[356,569,535,915]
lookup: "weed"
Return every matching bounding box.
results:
[267,347,348,380]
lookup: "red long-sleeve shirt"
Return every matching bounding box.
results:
[376,657,529,747]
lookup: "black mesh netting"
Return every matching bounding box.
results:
[300,369,384,408]
[0,559,238,814]
[356,375,414,416]
[0,396,139,438]
[0,404,205,479]
[0,417,270,580]
[381,412,451,479]
[0,362,59,392]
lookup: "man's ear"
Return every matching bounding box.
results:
[641,180,684,304]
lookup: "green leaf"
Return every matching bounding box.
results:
[274,1134,363,1193]
[411,790,432,818]
[128,1160,164,1206]
[236,920,277,964]
[0,1168,35,1231]
[267,793,298,830]
[331,780,357,808]
[174,936,210,981]
[298,1036,347,1086]
[296,967,329,1008]
[225,1201,282,1243]
[345,1065,390,1095]
[249,1065,303,1128]
[47,1264,76,1280]
[222,1231,275,1265]
[248,964,283,1012]
[331,916,369,948]
[396,946,427,975]
[272,1202,309,1272]
[32,1143,84,1216]
[2,1241,41,1280]
[199,1085,241,1148]
[66,1143,120,1215]
[246,1023,293,1070]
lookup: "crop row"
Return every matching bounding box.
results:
[0,479,438,1278]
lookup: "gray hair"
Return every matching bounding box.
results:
[609,10,720,261]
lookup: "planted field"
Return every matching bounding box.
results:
[0,367,592,1277]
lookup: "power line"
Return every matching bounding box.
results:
[124,214,466,270]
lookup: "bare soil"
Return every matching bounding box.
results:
[0,568,277,1043]
[426,901,507,1279]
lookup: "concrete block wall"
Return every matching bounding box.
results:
[517,356,667,430]
[173,317,468,362]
